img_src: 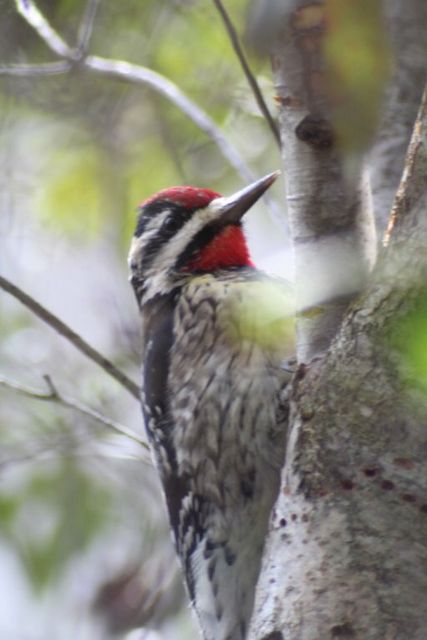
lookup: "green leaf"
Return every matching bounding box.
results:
[0,494,19,531]
[391,290,427,392]
[4,461,111,591]
[227,279,295,352]
[324,0,391,152]
[38,142,104,240]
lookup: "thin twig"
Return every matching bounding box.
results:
[385,83,427,244]
[0,373,147,448]
[77,0,101,54]
[12,0,255,185]
[0,435,150,473]
[85,55,255,183]
[0,275,140,399]
[16,0,78,59]
[0,442,58,473]
[0,61,71,76]
[212,0,281,147]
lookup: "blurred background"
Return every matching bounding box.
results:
[0,1,287,638]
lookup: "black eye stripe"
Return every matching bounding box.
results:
[137,202,197,272]
[135,200,170,237]
[175,221,242,270]
[134,214,151,238]
[175,221,223,270]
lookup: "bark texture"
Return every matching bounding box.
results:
[271,1,376,362]
[369,0,427,240]
[249,2,427,637]
[250,83,427,640]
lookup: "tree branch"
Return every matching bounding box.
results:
[0,441,62,473]
[77,0,101,54]
[16,0,78,59]
[252,85,427,640]
[11,0,257,186]
[212,0,281,147]
[0,373,148,448]
[385,83,427,244]
[0,275,141,399]
[369,0,427,240]
[0,61,71,76]
[84,55,255,183]
[271,2,376,362]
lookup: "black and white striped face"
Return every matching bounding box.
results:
[128,173,280,305]
[128,188,224,304]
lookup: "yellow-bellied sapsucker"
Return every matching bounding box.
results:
[128,172,293,640]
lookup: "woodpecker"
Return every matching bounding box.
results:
[128,172,293,640]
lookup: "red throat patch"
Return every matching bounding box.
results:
[186,225,254,272]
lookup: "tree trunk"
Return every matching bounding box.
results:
[249,2,427,638]
[369,0,427,240]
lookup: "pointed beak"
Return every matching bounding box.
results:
[217,171,280,224]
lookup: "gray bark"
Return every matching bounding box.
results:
[269,1,376,362]
[369,0,427,241]
[250,84,427,640]
[248,1,427,638]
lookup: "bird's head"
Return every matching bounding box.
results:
[128,171,279,304]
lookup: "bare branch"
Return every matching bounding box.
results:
[11,0,256,185]
[0,444,146,473]
[0,431,151,473]
[0,61,71,76]
[15,0,78,59]
[77,0,101,54]
[212,0,281,147]
[0,373,147,448]
[0,275,140,399]
[0,442,58,473]
[7,1,285,245]
[85,55,255,183]
[369,0,427,240]
[385,83,427,244]
[254,82,427,640]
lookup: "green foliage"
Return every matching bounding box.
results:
[324,0,391,152]
[391,290,427,391]
[0,307,32,340]
[39,139,105,239]
[0,494,19,530]
[228,280,295,353]
[0,460,111,591]
[4,0,273,250]
[0,1,280,634]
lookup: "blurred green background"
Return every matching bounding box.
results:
[0,1,286,638]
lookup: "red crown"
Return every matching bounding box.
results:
[140,186,220,210]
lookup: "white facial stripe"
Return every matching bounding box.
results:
[143,208,172,234]
[149,205,216,273]
[128,208,172,268]
[129,198,223,302]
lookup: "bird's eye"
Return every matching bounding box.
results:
[162,216,182,233]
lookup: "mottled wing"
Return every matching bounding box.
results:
[141,291,205,600]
